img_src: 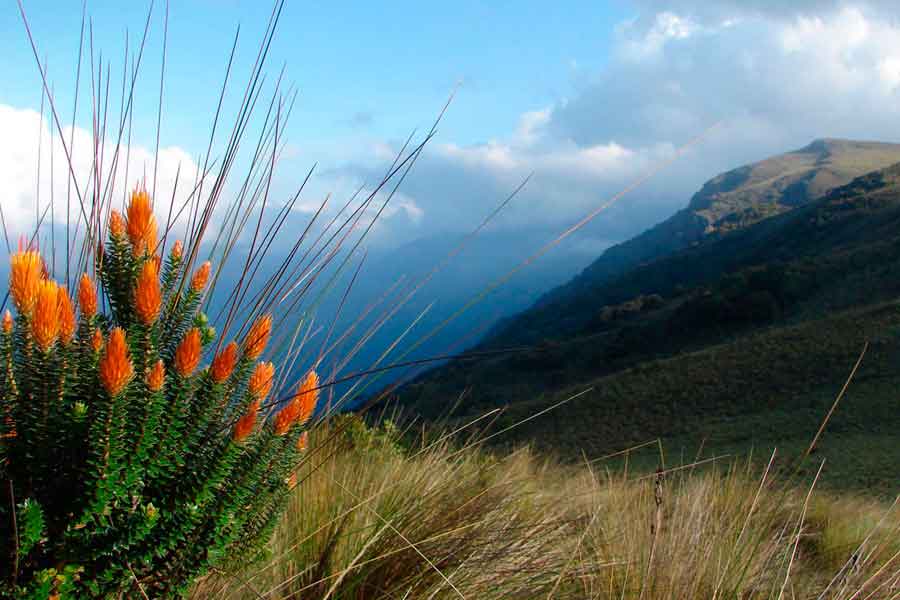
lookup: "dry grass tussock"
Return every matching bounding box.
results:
[194,418,900,599]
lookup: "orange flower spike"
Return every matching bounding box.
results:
[190,261,211,292]
[210,341,238,384]
[91,327,104,353]
[248,361,275,401]
[2,310,12,334]
[125,188,157,255]
[78,273,98,318]
[9,249,43,315]
[33,280,61,351]
[295,431,309,451]
[57,288,76,345]
[134,260,162,325]
[174,328,202,377]
[109,210,126,238]
[232,406,258,443]
[244,314,272,359]
[147,359,165,392]
[294,370,320,426]
[99,328,134,396]
[170,239,183,261]
[273,402,299,436]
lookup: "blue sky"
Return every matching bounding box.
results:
[4,0,900,249]
[1,1,628,151]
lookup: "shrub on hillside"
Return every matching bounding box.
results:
[0,190,319,599]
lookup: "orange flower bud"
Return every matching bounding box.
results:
[210,341,238,383]
[272,404,297,436]
[294,370,320,427]
[174,328,202,377]
[10,249,43,315]
[285,472,298,488]
[248,362,275,401]
[147,359,165,392]
[33,280,61,351]
[190,261,211,292]
[232,405,258,443]
[244,314,272,359]
[91,327,104,353]
[170,239,183,261]
[295,431,309,451]
[273,370,319,435]
[2,310,12,334]
[78,273,97,318]
[99,328,134,396]
[109,210,126,238]
[57,287,76,345]
[126,188,157,255]
[134,260,162,325]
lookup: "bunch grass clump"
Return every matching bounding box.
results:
[197,418,900,600]
[0,189,320,599]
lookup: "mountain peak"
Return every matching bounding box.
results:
[685,138,900,227]
[486,138,900,346]
[799,137,894,154]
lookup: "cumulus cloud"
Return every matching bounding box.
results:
[628,0,900,23]
[0,103,200,239]
[335,1,900,246]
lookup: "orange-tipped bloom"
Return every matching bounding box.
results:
[126,188,157,255]
[232,405,258,443]
[2,310,12,334]
[273,371,320,435]
[248,362,275,401]
[147,359,165,392]
[190,261,211,292]
[57,288,76,345]
[78,273,97,318]
[91,327,104,353]
[109,210,126,238]
[272,403,298,436]
[170,239,183,261]
[99,328,134,396]
[33,280,61,351]
[285,472,298,488]
[10,249,43,315]
[295,431,309,451]
[174,328,202,377]
[210,341,238,384]
[293,370,320,427]
[244,314,272,359]
[134,260,162,325]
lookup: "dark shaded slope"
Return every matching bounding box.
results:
[393,161,900,490]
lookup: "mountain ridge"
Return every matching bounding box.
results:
[487,138,900,346]
[389,140,900,491]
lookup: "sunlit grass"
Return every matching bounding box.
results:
[195,417,900,599]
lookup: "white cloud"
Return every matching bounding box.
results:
[322,1,900,250]
[618,11,701,61]
[0,103,200,239]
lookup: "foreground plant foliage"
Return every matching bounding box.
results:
[0,190,319,599]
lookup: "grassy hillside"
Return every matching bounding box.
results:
[394,158,900,493]
[194,418,900,599]
[404,301,900,494]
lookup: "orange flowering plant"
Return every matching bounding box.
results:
[0,190,320,598]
